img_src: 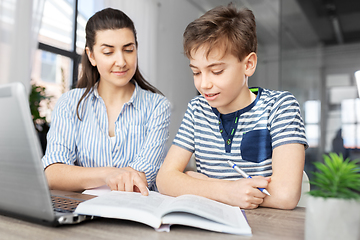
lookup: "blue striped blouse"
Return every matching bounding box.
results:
[173,87,308,179]
[42,82,171,189]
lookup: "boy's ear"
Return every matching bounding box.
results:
[244,52,257,77]
[86,47,97,67]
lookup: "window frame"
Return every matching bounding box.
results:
[37,0,81,88]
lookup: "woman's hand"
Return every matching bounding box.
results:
[104,167,149,196]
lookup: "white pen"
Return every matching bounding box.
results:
[227,160,271,196]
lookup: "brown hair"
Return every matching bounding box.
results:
[76,8,162,120]
[183,3,257,61]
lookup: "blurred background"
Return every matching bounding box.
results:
[1,0,360,177]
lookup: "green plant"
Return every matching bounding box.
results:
[29,83,52,133]
[308,152,360,199]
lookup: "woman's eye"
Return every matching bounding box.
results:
[192,72,200,76]
[124,46,135,53]
[103,52,112,55]
[213,70,223,75]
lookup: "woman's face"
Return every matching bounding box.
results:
[86,28,137,89]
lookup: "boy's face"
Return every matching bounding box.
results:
[189,46,256,114]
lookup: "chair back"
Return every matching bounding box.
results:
[297,171,310,207]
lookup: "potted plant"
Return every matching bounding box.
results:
[305,152,360,240]
[29,83,52,154]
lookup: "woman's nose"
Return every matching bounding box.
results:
[115,52,126,67]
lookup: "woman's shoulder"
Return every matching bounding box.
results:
[137,87,171,108]
[55,88,88,110]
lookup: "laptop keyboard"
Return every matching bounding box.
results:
[51,196,83,213]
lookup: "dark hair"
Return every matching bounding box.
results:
[183,3,257,62]
[76,8,162,120]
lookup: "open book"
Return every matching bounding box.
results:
[75,190,251,235]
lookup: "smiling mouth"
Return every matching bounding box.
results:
[204,93,219,97]
[112,69,128,75]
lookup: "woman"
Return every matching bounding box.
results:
[42,8,171,195]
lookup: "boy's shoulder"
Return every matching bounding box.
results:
[189,94,209,106]
[259,88,297,102]
[187,95,213,110]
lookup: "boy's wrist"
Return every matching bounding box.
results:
[206,179,228,203]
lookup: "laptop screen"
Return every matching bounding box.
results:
[0,82,55,222]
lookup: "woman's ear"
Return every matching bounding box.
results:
[244,52,257,77]
[86,47,97,67]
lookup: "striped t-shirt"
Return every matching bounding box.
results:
[173,87,308,179]
[42,81,171,189]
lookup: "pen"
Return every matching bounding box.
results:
[227,160,271,196]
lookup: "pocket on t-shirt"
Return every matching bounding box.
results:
[240,129,272,163]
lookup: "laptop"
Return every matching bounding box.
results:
[0,82,95,226]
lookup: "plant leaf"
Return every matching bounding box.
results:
[308,152,360,199]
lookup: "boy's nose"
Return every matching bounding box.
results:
[200,75,212,89]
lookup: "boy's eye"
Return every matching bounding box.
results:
[213,70,223,75]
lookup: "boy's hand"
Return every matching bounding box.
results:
[104,167,149,196]
[185,170,271,209]
[223,176,270,209]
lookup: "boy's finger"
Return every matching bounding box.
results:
[250,177,269,188]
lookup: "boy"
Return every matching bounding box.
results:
[156,4,308,209]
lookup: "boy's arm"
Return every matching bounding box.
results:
[260,143,305,209]
[156,145,270,209]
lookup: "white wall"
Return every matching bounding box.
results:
[323,43,360,152]
[155,0,201,147]
[252,43,280,90]
[279,43,360,155]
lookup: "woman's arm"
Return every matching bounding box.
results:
[42,91,149,195]
[43,90,170,194]
[128,97,171,188]
[156,145,270,209]
[45,163,149,195]
[260,143,305,209]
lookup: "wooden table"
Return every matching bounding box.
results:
[0,207,305,240]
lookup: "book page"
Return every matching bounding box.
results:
[82,185,111,196]
[75,191,173,229]
[161,212,251,235]
[75,191,251,235]
[160,194,246,228]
